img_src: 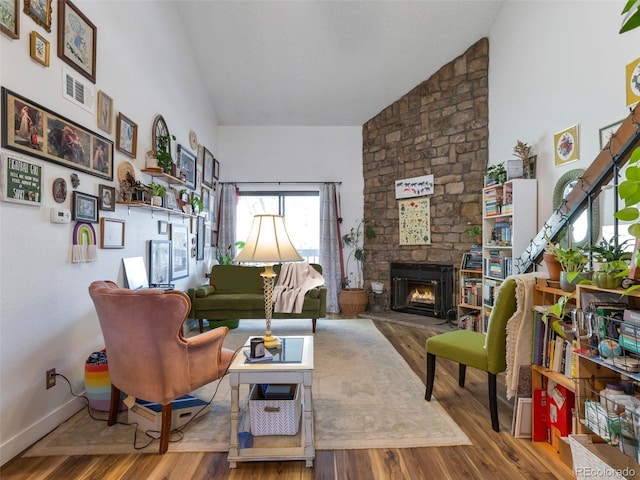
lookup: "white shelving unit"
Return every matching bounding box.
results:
[481,178,537,329]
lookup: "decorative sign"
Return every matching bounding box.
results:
[399,197,431,245]
[395,174,434,199]
[1,153,43,206]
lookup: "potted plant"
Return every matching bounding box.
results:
[464,225,483,245]
[338,219,377,315]
[486,162,507,185]
[148,183,166,207]
[552,245,589,292]
[155,133,176,175]
[588,237,633,289]
[191,195,204,215]
[214,241,246,265]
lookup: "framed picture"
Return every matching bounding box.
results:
[116,113,137,158]
[196,215,205,261]
[523,155,537,179]
[158,220,168,235]
[99,217,125,249]
[626,57,640,108]
[1,153,43,206]
[72,191,98,223]
[29,31,49,66]
[170,223,189,280]
[202,146,214,188]
[98,184,115,211]
[149,239,171,286]
[97,91,113,134]
[398,197,431,245]
[1,88,113,180]
[177,144,196,189]
[213,158,220,180]
[514,397,533,438]
[554,124,580,166]
[0,0,19,39]
[57,0,96,83]
[165,189,177,210]
[599,119,624,150]
[23,0,51,33]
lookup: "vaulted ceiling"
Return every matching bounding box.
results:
[176,1,504,126]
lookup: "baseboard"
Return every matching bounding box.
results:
[0,396,85,466]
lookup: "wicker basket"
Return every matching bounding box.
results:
[338,288,368,316]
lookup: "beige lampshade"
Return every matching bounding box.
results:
[233,214,303,263]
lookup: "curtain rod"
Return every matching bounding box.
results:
[224,181,342,185]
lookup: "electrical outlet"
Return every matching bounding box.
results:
[46,368,56,389]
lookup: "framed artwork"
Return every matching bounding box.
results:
[202,146,214,187]
[395,174,434,199]
[23,0,51,32]
[514,398,532,438]
[72,191,98,223]
[177,144,196,189]
[523,155,537,179]
[201,187,210,219]
[626,57,640,108]
[599,119,624,150]
[98,184,115,211]
[398,197,431,245]
[158,220,168,235]
[149,240,171,286]
[100,217,125,249]
[196,215,205,260]
[213,158,220,180]
[554,124,580,167]
[116,113,137,158]
[1,153,43,206]
[165,189,177,210]
[57,0,96,83]
[0,0,19,39]
[170,223,189,280]
[29,31,49,66]
[1,88,113,180]
[97,91,113,134]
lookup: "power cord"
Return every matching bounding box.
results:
[54,344,246,451]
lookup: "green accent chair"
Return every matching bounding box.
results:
[424,278,517,432]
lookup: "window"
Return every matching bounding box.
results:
[236,191,320,263]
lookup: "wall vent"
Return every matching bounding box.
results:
[62,67,94,113]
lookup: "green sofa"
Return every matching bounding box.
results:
[187,264,326,332]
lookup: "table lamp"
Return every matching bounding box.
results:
[233,214,302,347]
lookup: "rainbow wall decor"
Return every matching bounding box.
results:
[72,222,97,263]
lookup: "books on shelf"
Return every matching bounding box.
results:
[483,250,512,279]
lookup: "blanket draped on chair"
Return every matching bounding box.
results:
[503,272,543,399]
[273,262,325,313]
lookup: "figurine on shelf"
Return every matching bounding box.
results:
[119,171,136,202]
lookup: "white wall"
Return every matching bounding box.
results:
[488,0,640,231]
[0,1,219,464]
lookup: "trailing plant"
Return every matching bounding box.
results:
[191,194,204,213]
[342,219,377,289]
[614,147,640,238]
[541,294,575,339]
[155,134,176,174]
[620,0,640,33]
[464,226,482,237]
[148,183,166,198]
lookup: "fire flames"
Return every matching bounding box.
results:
[408,286,435,304]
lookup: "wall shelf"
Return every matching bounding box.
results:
[116,201,196,220]
[141,169,188,187]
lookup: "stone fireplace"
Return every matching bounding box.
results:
[390,262,454,318]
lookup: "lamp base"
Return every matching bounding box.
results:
[264,333,281,349]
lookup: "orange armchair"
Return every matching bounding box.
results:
[88,280,235,453]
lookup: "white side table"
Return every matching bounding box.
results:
[227,335,314,468]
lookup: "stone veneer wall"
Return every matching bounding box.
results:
[361,38,489,288]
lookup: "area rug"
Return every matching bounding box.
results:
[25,319,470,456]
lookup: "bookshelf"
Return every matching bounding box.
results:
[458,246,483,331]
[482,179,537,329]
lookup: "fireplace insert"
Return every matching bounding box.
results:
[390,262,454,318]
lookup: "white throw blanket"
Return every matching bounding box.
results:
[273,262,324,313]
[503,272,543,400]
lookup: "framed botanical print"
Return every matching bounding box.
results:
[29,31,49,66]
[24,0,50,32]
[116,113,137,158]
[626,57,640,108]
[554,124,580,167]
[72,191,98,223]
[57,0,96,83]
[1,0,19,39]
[97,91,113,134]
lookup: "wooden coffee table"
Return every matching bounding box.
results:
[227,335,315,468]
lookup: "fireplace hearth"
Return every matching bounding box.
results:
[390,262,454,318]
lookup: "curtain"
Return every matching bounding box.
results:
[319,183,343,313]
[216,183,238,258]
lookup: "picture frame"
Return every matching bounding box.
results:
[98,184,115,211]
[1,87,114,180]
[96,91,113,134]
[57,0,96,83]
[201,187,210,219]
[149,239,171,286]
[523,155,537,179]
[626,57,640,108]
[164,189,177,210]
[29,31,49,66]
[72,191,98,223]
[177,144,196,190]
[514,397,533,438]
[554,124,580,167]
[170,223,189,280]
[116,113,137,158]
[0,0,19,39]
[213,158,220,180]
[158,220,168,235]
[23,0,51,33]
[196,215,205,261]
[202,146,214,188]
[1,153,43,206]
[599,119,624,150]
[99,217,125,249]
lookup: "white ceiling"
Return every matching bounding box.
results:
[176,1,504,126]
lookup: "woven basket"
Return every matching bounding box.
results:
[338,288,368,316]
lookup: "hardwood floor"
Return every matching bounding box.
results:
[1,319,574,479]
